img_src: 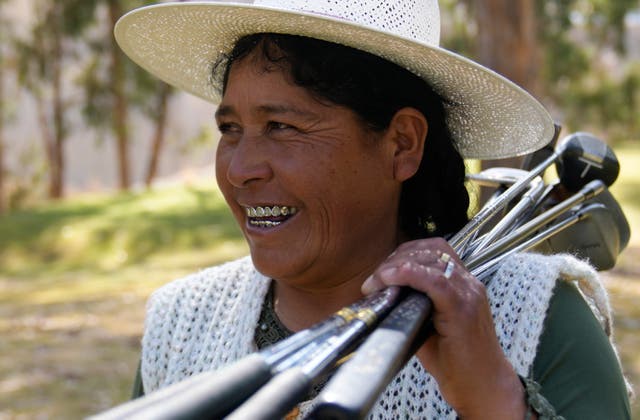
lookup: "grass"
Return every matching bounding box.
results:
[0,183,248,418]
[0,144,639,418]
[0,184,245,276]
[600,141,640,417]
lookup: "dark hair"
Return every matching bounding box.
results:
[212,33,469,239]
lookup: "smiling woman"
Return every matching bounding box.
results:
[212,33,466,321]
[113,1,631,419]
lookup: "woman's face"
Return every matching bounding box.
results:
[215,55,403,289]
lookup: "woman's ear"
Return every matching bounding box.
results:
[385,107,428,182]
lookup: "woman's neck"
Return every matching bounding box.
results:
[272,275,368,332]
[271,230,406,331]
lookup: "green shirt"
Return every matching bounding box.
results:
[531,281,630,419]
[131,281,631,418]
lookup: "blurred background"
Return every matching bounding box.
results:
[0,0,638,418]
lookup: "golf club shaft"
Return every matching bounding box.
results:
[449,149,562,253]
[465,179,605,270]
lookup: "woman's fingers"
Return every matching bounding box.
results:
[361,237,463,296]
[360,238,524,417]
[361,255,451,294]
[361,237,488,336]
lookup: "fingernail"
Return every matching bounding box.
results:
[361,276,379,294]
[379,266,397,280]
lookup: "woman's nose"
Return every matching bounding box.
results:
[225,136,273,188]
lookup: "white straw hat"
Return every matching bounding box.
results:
[114,0,555,159]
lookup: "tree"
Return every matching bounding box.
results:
[535,0,640,142]
[108,0,131,190]
[442,0,639,144]
[475,0,540,96]
[12,0,179,196]
[15,2,68,199]
[14,0,103,199]
[80,0,175,190]
[0,0,8,212]
[472,0,540,202]
[144,82,173,188]
[0,46,4,213]
[439,0,639,208]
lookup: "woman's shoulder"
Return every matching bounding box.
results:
[143,255,269,342]
[492,252,598,284]
[533,277,632,418]
[486,252,609,375]
[146,255,259,307]
[140,256,271,390]
[490,253,606,316]
[500,252,612,332]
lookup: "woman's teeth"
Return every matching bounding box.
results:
[245,206,298,227]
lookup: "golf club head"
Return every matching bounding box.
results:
[588,187,631,251]
[467,167,530,187]
[556,132,620,192]
[532,191,629,271]
[521,123,561,171]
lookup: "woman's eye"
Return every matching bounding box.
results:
[268,121,296,132]
[218,122,240,134]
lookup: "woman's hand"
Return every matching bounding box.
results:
[361,237,527,419]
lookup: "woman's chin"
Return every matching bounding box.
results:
[248,248,306,283]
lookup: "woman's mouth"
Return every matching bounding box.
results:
[245,205,298,227]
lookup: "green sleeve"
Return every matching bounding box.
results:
[532,281,631,419]
[131,360,145,399]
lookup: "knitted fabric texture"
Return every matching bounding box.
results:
[140,253,613,419]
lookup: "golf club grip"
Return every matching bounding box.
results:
[226,367,312,420]
[309,291,433,420]
[90,353,271,420]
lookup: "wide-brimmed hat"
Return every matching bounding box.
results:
[114,0,555,160]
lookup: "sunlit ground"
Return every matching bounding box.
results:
[0,144,638,418]
[0,185,249,417]
[605,142,640,416]
[603,246,640,415]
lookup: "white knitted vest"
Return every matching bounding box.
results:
[140,253,612,419]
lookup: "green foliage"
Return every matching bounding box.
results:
[15,1,100,87]
[14,9,56,92]
[59,0,101,37]
[591,0,638,51]
[535,1,639,142]
[561,63,640,142]
[441,0,640,144]
[79,56,112,128]
[75,0,174,132]
[439,0,476,57]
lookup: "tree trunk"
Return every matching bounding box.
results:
[0,46,4,213]
[474,0,540,204]
[35,95,55,175]
[145,83,171,188]
[475,0,539,94]
[109,0,130,191]
[50,6,65,199]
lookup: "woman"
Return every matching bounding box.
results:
[115,1,631,418]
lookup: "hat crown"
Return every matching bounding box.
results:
[257,0,441,45]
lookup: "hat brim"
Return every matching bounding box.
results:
[115,2,555,159]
